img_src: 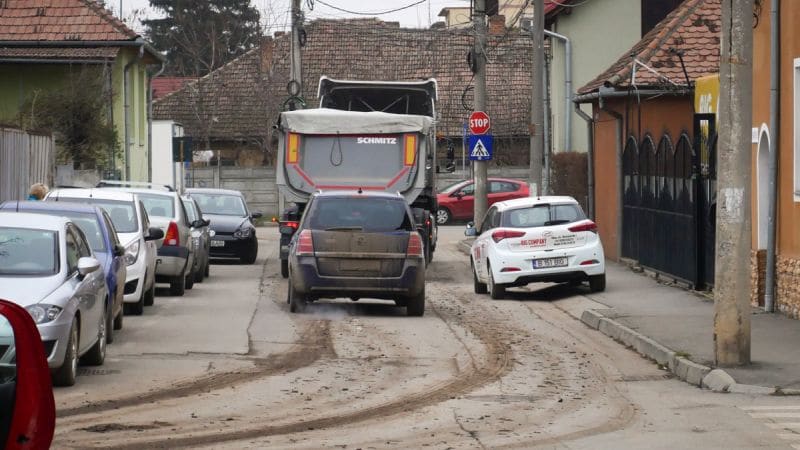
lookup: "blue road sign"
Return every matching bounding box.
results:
[468,134,493,161]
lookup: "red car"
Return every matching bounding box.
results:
[436,177,530,224]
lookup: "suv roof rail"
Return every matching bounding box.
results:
[97,180,175,192]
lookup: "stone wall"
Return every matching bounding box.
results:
[750,250,766,307]
[776,255,800,319]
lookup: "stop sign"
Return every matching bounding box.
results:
[469,111,491,135]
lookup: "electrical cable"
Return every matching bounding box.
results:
[547,0,594,7]
[315,0,427,16]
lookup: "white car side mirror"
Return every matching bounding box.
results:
[77,257,100,277]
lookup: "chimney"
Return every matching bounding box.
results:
[489,15,506,35]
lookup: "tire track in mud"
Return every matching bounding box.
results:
[87,291,516,449]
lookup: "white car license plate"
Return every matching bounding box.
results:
[533,257,567,269]
[210,240,225,247]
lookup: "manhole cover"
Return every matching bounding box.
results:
[77,368,121,376]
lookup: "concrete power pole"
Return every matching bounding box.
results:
[473,0,489,224]
[529,0,545,194]
[714,0,753,366]
[289,0,304,110]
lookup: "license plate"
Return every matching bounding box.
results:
[210,240,225,247]
[533,257,567,269]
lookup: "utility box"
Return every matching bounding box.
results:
[151,120,186,191]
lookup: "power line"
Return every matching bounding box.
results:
[315,0,427,16]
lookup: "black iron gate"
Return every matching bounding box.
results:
[621,132,698,283]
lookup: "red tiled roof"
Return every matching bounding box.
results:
[579,0,720,94]
[152,77,197,100]
[0,0,139,41]
[0,46,119,59]
[154,19,534,140]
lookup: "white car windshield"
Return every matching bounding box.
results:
[0,227,58,275]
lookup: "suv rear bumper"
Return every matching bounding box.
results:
[291,256,425,300]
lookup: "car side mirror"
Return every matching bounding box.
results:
[0,300,55,449]
[191,219,206,229]
[113,244,125,257]
[455,192,465,200]
[464,222,478,237]
[202,219,211,227]
[77,257,100,278]
[250,212,263,219]
[145,227,164,241]
[279,225,297,236]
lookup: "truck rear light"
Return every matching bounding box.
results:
[403,134,417,166]
[407,233,424,257]
[568,220,598,233]
[287,133,300,164]
[491,229,525,243]
[164,221,180,246]
[296,229,314,256]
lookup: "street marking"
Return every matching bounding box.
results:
[749,413,800,419]
[740,406,800,411]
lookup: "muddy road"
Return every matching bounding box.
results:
[51,227,787,449]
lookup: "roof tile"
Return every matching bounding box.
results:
[0,0,139,41]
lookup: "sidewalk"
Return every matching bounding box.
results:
[458,238,800,394]
[583,262,800,393]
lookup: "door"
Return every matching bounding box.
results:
[66,227,101,355]
[473,207,499,280]
[450,182,476,219]
[488,180,521,205]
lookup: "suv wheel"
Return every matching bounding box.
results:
[406,286,425,317]
[288,278,306,313]
[170,274,186,296]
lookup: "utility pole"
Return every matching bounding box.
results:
[529,0,545,194]
[473,0,488,224]
[714,0,753,366]
[289,0,304,110]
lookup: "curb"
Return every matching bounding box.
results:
[579,309,794,395]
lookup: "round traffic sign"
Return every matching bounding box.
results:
[469,111,490,135]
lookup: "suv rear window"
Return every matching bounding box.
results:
[138,194,175,218]
[307,197,413,232]
[502,204,586,228]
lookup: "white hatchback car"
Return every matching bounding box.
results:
[466,196,605,299]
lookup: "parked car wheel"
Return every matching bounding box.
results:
[105,299,115,344]
[113,308,123,331]
[185,269,195,290]
[589,273,606,292]
[487,263,505,300]
[241,246,258,264]
[436,208,451,225]
[52,320,79,387]
[143,276,155,307]
[288,278,306,313]
[125,286,145,315]
[406,287,425,317]
[194,263,204,283]
[170,275,186,296]
[281,259,289,279]
[204,260,210,278]
[80,307,106,366]
[472,258,487,294]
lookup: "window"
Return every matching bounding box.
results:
[190,193,247,217]
[102,212,120,247]
[0,228,57,275]
[490,181,518,193]
[65,230,80,274]
[56,198,138,233]
[307,197,413,232]
[479,207,496,233]
[138,194,175,218]
[795,58,800,201]
[502,204,586,228]
[458,183,475,196]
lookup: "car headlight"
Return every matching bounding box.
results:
[125,240,140,266]
[26,304,63,324]
[233,227,253,239]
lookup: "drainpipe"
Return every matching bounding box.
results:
[599,87,624,259]
[148,61,166,182]
[543,49,552,194]
[544,29,572,152]
[575,104,595,219]
[123,44,145,181]
[765,0,780,313]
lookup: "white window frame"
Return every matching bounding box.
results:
[794,58,800,202]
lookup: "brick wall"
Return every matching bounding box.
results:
[776,255,800,319]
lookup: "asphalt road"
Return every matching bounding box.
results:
[51,227,797,449]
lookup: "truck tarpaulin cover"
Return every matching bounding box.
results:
[279,109,434,135]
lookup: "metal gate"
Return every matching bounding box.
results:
[622,131,699,284]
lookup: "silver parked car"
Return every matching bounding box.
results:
[97,181,197,296]
[181,195,211,283]
[0,212,108,387]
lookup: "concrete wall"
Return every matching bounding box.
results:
[549,0,643,154]
[187,166,278,218]
[0,127,54,202]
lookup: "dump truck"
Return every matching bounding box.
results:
[276,77,440,278]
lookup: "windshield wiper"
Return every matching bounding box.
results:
[544,219,571,226]
[324,226,364,231]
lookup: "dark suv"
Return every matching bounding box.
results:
[286,191,426,316]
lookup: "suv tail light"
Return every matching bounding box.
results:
[568,220,598,233]
[164,221,180,246]
[407,233,424,257]
[296,229,314,256]
[491,229,525,243]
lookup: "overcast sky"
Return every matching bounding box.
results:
[115,0,471,34]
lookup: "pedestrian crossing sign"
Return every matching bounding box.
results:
[468,134,493,161]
